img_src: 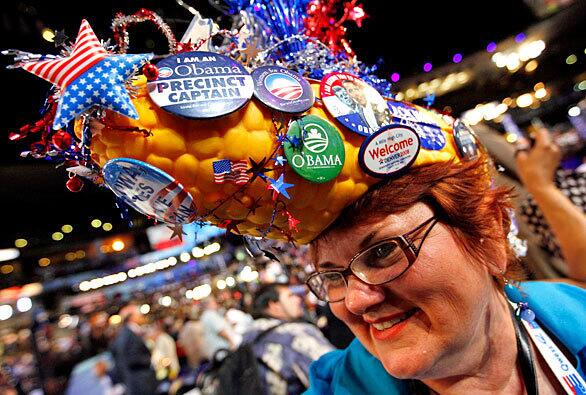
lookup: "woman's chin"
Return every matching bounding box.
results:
[378,352,434,380]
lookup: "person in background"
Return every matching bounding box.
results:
[110,304,158,395]
[178,311,205,371]
[225,303,253,346]
[243,283,334,395]
[199,297,237,361]
[516,127,586,283]
[150,318,180,381]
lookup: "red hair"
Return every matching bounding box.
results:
[314,158,523,279]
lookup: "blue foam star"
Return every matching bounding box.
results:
[423,92,436,107]
[53,53,153,129]
[273,155,287,166]
[268,174,294,199]
[287,135,302,148]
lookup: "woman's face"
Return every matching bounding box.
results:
[313,203,498,379]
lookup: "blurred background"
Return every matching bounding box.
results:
[0,0,584,394]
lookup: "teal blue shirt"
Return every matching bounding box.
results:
[305,281,586,394]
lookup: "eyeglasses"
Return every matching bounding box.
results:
[306,216,438,302]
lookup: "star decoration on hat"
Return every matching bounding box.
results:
[267,174,294,200]
[239,36,263,63]
[54,30,69,47]
[167,224,186,241]
[284,210,300,232]
[247,196,263,216]
[19,20,153,129]
[287,135,302,148]
[423,92,436,107]
[218,219,244,235]
[248,157,272,182]
[273,155,287,166]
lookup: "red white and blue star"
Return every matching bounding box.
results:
[19,20,152,129]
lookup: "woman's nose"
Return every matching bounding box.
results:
[344,275,386,315]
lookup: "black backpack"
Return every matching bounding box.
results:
[198,322,286,395]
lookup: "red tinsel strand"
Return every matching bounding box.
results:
[111,9,177,54]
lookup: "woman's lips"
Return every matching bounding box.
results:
[369,308,420,341]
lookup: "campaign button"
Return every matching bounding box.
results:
[103,158,197,224]
[251,66,314,113]
[283,115,345,183]
[386,100,446,150]
[358,125,421,178]
[453,118,479,160]
[147,51,254,119]
[320,72,392,136]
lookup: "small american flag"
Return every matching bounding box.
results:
[213,159,249,185]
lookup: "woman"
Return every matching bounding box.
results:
[304,156,586,394]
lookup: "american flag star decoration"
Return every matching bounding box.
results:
[212,159,250,185]
[18,20,153,129]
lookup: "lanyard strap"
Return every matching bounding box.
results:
[511,308,538,395]
[519,314,586,394]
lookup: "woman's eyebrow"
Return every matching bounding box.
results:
[317,261,344,270]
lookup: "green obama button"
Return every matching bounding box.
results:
[284,115,345,183]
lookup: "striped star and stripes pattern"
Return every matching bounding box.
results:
[212,159,250,185]
[21,20,108,89]
[17,20,153,129]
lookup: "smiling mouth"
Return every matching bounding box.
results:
[371,308,419,331]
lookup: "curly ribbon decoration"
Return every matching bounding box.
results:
[111,9,177,54]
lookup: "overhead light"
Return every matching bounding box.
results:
[91,219,102,228]
[423,62,433,73]
[568,106,581,117]
[41,28,55,42]
[492,52,507,68]
[1,265,14,274]
[192,247,205,258]
[216,279,226,290]
[566,54,577,65]
[390,73,400,82]
[506,53,521,71]
[486,42,497,53]
[61,225,73,233]
[14,239,27,248]
[0,305,13,321]
[111,240,125,252]
[203,242,221,255]
[52,232,64,241]
[16,297,32,313]
[140,304,150,314]
[516,93,534,108]
[185,289,193,299]
[525,60,538,72]
[0,248,19,262]
[225,276,235,287]
[394,92,404,101]
[102,223,113,231]
[534,88,547,99]
[65,252,76,261]
[192,284,212,300]
[38,258,51,267]
[109,315,122,325]
[180,252,191,262]
[159,296,172,307]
